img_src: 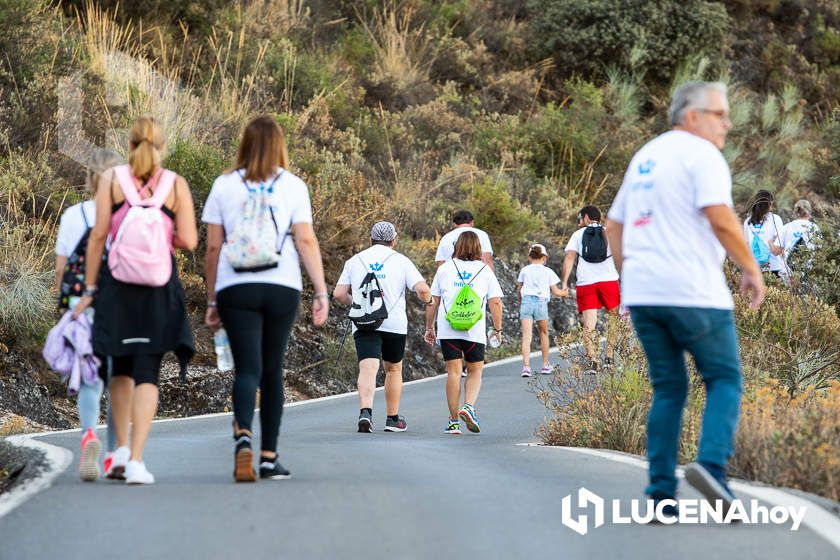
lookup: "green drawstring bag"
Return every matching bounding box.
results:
[444,261,486,331]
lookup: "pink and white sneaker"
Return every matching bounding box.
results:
[540,365,553,375]
[521,366,532,378]
[79,428,101,482]
[103,452,113,475]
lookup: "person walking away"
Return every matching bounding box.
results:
[780,199,820,282]
[743,189,785,278]
[435,210,494,271]
[333,221,431,433]
[605,81,766,515]
[561,206,621,370]
[55,148,122,480]
[436,209,494,377]
[203,115,328,482]
[424,231,503,434]
[517,243,567,377]
[73,117,198,485]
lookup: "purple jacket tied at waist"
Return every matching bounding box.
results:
[42,311,100,395]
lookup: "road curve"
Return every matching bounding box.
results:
[1,352,836,560]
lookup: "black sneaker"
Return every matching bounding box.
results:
[358,409,373,433]
[259,458,291,480]
[384,415,407,432]
[647,492,679,524]
[583,357,598,375]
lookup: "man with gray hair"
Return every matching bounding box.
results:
[605,81,766,515]
[334,221,431,433]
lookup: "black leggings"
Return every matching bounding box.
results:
[218,283,300,454]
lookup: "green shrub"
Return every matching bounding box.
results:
[528,0,730,84]
[462,178,544,257]
[164,138,229,203]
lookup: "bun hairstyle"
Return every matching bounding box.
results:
[128,116,165,181]
[86,148,123,194]
[749,189,774,226]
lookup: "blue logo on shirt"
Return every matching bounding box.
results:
[369,262,385,272]
[638,160,655,175]
[458,272,473,281]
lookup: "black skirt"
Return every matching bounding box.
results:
[93,256,194,379]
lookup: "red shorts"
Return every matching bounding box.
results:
[576,281,620,313]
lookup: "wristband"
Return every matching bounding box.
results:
[82,286,98,298]
[313,293,328,299]
[207,300,217,308]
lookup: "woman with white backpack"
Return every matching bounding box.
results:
[203,115,328,482]
[73,116,198,485]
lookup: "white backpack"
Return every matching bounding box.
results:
[223,171,291,272]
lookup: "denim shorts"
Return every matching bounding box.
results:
[520,295,549,321]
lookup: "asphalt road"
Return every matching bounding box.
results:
[1,353,836,560]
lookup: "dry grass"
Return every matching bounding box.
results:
[358,2,441,89]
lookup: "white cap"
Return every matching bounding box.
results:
[530,243,548,257]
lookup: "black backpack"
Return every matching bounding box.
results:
[58,205,92,309]
[348,254,396,332]
[581,225,609,263]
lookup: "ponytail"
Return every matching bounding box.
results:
[128,116,165,181]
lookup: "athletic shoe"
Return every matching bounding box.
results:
[648,492,679,522]
[125,460,155,485]
[234,434,256,483]
[461,365,467,378]
[358,409,373,433]
[443,419,461,434]
[106,446,130,480]
[384,415,407,432]
[684,462,736,510]
[259,458,291,480]
[521,366,532,378]
[583,358,598,375]
[540,365,552,375]
[78,428,101,482]
[103,452,113,476]
[458,403,481,433]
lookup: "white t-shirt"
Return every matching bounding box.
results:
[431,259,503,344]
[564,225,620,286]
[435,227,493,262]
[743,213,785,272]
[780,218,819,260]
[517,264,561,299]
[55,201,96,257]
[336,245,425,335]
[607,130,734,310]
[202,168,313,293]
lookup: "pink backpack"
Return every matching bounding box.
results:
[107,165,175,287]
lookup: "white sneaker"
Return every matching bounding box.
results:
[125,460,155,485]
[106,446,130,480]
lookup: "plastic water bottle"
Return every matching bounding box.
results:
[487,329,502,349]
[214,328,234,372]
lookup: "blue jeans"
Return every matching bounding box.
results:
[629,306,742,498]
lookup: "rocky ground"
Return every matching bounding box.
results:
[0,259,581,434]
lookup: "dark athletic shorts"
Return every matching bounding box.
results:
[353,330,407,363]
[109,354,164,386]
[440,339,486,363]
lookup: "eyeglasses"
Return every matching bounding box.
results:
[695,108,731,122]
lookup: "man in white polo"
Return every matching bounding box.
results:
[606,81,765,515]
[334,222,431,433]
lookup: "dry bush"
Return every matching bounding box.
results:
[732,379,840,500]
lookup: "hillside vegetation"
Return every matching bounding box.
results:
[1,2,839,492]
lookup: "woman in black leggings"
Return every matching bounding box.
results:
[202,116,328,481]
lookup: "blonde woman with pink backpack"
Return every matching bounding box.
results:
[73,116,198,485]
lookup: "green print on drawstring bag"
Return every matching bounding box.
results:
[224,171,291,272]
[444,261,487,331]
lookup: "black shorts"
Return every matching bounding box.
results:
[107,354,164,386]
[353,330,407,363]
[440,339,485,363]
